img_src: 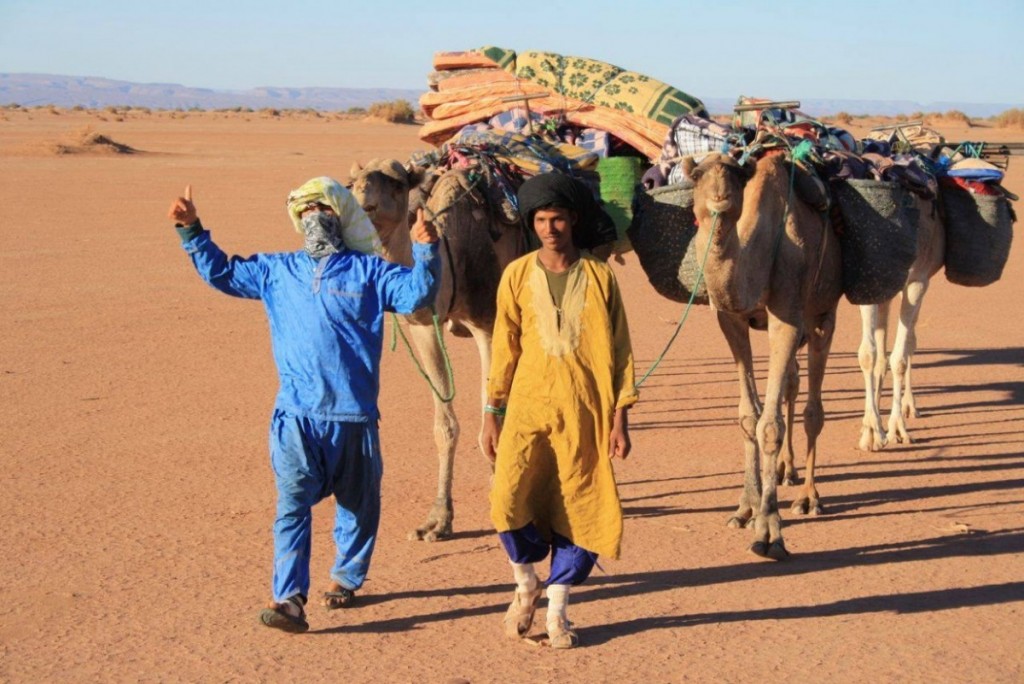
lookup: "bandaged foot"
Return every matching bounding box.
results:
[503,562,540,638]
[545,584,578,649]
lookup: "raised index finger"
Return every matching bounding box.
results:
[184,184,193,202]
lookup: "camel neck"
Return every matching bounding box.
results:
[701,159,789,313]
[378,221,413,266]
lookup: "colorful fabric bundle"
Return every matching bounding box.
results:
[422,46,708,160]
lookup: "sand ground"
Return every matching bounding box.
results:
[1,110,1022,683]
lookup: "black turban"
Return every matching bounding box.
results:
[517,173,617,251]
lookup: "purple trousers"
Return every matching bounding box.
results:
[499,523,597,586]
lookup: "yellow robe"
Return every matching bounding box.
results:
[488,252,638,559]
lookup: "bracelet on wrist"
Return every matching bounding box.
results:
[484,404,506,417]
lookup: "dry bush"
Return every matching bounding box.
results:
[943,109,972,126]
[48,126,137,155]
[367,99,416,124]
[260,107,281,117]
[831,111,853,125]
[992,108,1024,128]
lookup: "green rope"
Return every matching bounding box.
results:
[388,309,456,403]
[635,211,720,388]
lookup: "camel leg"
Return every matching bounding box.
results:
[406,321,458,542]
[778,355,800,486]
[750,314,802,560]
[888,278,929,444]
[857,304,888,451]
[716,311,762,530]
[791,310,835,518]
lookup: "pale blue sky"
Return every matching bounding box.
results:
[1,0,1021,104]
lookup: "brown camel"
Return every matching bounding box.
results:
[349,159,525,540]
[857,196,945,450]
[682,152,842,559]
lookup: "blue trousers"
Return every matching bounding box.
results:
[498,523,598,586]
[269,409,382,603]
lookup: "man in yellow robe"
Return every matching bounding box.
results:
[482,173,638,649]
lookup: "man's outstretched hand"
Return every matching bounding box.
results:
[168,184,197,226]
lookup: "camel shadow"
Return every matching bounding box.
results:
[312,528,1024,639]
[912,346,1024,370]
[584,580,1024,646]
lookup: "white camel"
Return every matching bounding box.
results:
[858,196,945,450]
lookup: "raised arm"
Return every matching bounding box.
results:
[167,185,267,299]
[375,208,441,313]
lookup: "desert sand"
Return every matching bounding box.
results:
[1,109,1022,683]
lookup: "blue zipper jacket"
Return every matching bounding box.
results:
[180,222,440,422]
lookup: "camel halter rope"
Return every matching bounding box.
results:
[634,211,719,388]
[389,309,456,403]
[383,174,492,405]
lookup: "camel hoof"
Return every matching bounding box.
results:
[887,429,912,445]
[408,524,453,542]
[727,516,749,529]
[778,473,798,487]
[859,429,886,452]
[750,541,769,557]
[766,540,790,560]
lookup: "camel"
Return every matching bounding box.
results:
[857,196,945,450]
[682,152,842,559]
[349,159,525,541]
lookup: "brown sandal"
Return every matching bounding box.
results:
[546,618,578,649]
[503,588,541,638]
[321,583,356,610]
[258,596,309,633]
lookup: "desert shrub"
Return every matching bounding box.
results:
[72,105,85,112]
[367,99,416,124]
[346,106,366,115]
[260,107,281,117]
[894,114,908,122]
[832,111,853,125]
[992,108,1024,128]
[943,109,972,126]
[908,111,925,121]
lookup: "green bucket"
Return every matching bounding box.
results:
[598,156,646,253]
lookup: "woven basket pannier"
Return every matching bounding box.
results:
[941,185,1014,287]
[627,182,709,304]
[832,179,918,305]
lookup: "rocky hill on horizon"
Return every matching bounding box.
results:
[1,73,1020,119]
